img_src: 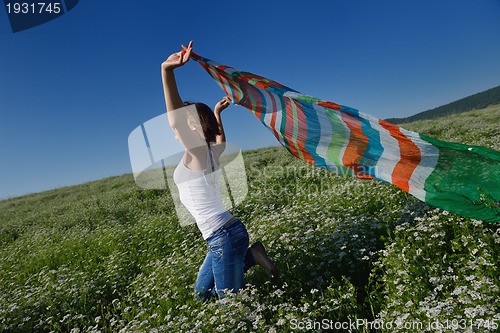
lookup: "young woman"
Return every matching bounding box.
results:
[161,41,278,301]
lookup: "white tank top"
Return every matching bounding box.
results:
[173,146,233,239]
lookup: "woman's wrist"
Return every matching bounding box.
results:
[161,63,175,72]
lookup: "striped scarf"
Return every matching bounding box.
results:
[191,53,500,222]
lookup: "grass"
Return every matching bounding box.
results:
[0,106,499,332]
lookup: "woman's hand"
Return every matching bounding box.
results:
[161,41,193,71]
[214,96,231,114]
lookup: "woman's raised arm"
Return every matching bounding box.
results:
[214,96,231,144]
[161,41,193,112]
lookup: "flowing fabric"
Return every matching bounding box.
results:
[191,53,500,223]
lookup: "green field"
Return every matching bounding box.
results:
[1,106,499,332]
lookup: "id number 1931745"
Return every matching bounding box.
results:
[5,2,62,14]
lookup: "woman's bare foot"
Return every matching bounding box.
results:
[250,242,279,277]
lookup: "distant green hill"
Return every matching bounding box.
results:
[400,104,499,150]
[386,85,500,124]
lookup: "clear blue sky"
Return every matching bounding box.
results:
[1,0,499,199]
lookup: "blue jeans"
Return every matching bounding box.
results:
[195,219,256,301]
